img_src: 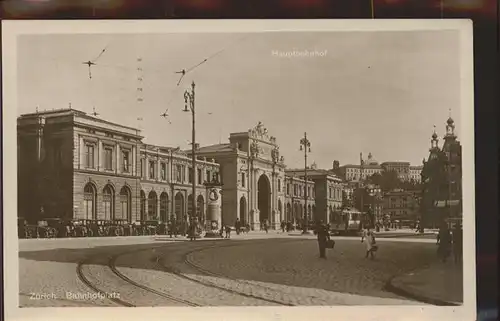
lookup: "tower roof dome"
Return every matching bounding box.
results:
[432,132,438,140]
[447,117,454,125]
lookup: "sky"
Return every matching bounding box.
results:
[17,30,462,169]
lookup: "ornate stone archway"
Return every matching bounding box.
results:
[257,174,271,224]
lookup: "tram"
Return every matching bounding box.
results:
[329,208,368,235]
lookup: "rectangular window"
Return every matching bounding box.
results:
[122,150,130,173]
[287,183,290,195]
[140,159,144,177]
[206,170,211,183]
[278,179,281,192]
[198,168,202,185]
[85,144,95,169]
[241,172,246,188]
[149,161,155,179]
[188,167,193,183]
[161,163,166,180]
[294,184,297,196]
[181,165,186,182]
[176,164,182,182]
[104,147,113,170]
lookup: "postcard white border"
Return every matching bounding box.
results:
[3,19,475,321]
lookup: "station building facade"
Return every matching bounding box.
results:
[283,175,316,225]
[18,110,347,231]
[284,167,343,224]
[17,108,220,225]
[193,122,287,230]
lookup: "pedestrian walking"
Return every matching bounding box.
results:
[437,222,452,263]
[224,225,231,239]
[188,220,196,241]
[263,220,269,233]
[235,218,241,235]
[315,221,331,259]
[452,223,463,263]
[280,221,286,233]
[168,215,176,238]
[361,226,377,260]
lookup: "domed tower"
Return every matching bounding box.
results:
[444,109,457,143]
[442,109,459,157]
[430,125,439,150]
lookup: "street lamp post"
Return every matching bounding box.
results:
[368,186,381,230]
[299,132,311,234]
[183,81,197,231]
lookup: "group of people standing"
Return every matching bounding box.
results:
[437,222,463,263]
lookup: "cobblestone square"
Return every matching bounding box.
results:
[19,235,462,307]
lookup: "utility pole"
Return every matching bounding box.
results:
[184,81,197,231]
[299,132,311,234]
[359,152,365,228]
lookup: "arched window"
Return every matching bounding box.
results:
[83,183,96,220]
[187,194,194,217]
[148,191,158,220]
[120,186,131,222]
[175,192,184,221]
[103,185,115,221]
[140,190,146,220]
[160,192,169,222]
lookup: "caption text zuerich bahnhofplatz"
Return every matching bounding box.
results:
[29,291,121,300]
[271,49,328,58]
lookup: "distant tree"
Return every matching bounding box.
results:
[352,188,370,212]
[400,179,423,192]
[368,170,401,192]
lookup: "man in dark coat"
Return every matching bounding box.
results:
[316,221,331,259]
[169,215,176,238]
[188,220,197,241]
[438,222,452,263]
[235,218,241,235]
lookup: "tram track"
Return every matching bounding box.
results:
[76,238,313,307]
[76,246,201,307]
[156,239,312,306]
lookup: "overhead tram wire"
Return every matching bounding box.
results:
[82,41,112,79]
[42,34,253,90]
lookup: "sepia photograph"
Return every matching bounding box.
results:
[3,20,475,321]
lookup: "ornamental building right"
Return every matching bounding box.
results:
[420,116,462,228]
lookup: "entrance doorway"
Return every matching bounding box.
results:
[239,196,247,225]
[257,174,270,225]
[174,192,184,221]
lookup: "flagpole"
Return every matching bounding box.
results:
[370,0,374,19]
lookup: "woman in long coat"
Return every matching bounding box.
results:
[361,227,376,260]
